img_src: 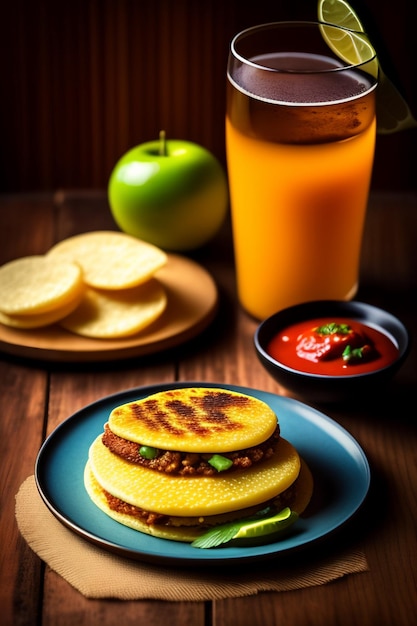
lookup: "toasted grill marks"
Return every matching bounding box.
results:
[120,390,249,439]
[164,399,205,435]
[164,393,246,436]
[108,388,279,453]
[129,400,184,436]
[197,391,250,411]
[102,423,281,476]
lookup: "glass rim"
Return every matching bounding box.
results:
[230,20,378,73]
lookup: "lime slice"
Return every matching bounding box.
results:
[191,506,299,548]
[233,507,298,540]
[318,0,363,31]
[318,22,378,78]
[317,0,417,134]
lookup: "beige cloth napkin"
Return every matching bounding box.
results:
[15,476,368,601]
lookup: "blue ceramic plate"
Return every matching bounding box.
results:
[35,382,370,565]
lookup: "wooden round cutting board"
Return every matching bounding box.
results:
[0,254,218,362]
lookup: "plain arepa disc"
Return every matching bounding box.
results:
[0,255,84,316]
[47,231,167,289]
[87,435,301,517]
[59,279,167,339]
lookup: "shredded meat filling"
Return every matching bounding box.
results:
[102,423,280,476]
[104,490,169,526]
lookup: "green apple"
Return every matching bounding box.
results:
[108,132,229,251]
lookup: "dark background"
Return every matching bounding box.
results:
[1,0,416,192]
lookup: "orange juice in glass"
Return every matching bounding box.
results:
[226,22,378,320]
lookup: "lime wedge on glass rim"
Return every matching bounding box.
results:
[318,0,417,134]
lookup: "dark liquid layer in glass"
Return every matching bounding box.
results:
[227,52,376,144]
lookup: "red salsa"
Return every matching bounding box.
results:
[267,318,399,376]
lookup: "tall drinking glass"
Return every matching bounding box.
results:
[226,21,378,320]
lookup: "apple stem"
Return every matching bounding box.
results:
[159,130,167,156]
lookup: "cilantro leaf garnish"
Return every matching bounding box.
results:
[342,344,368,362]
[315,322,352,335]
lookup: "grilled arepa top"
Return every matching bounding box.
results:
[87,434,300,517]
[108,387,278,453]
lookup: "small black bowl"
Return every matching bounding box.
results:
[254,300,410,404]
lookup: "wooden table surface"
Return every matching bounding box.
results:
[1,190,416,626]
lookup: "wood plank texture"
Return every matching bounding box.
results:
[1,190,416,625]
[1,0,416,192]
